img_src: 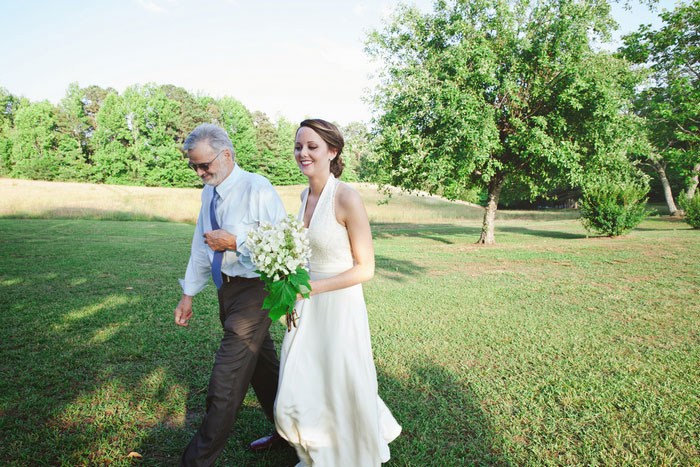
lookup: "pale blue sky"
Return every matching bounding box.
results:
[0,0,679,125]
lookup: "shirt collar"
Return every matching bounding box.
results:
[214,163,243,200]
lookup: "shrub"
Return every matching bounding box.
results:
[579,181,650,236]
[680,194,700,229]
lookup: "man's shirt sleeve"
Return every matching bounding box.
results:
[179,200,211,296]
[235,183,287,260]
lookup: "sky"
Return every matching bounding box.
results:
[0,0,681,126]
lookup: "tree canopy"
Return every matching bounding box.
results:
[368,0,643,243]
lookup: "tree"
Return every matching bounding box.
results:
[91,84,197,186]
[250,110,279,177]
[158,84,211,144]
[0,88,24,175]
[215,97,258,174]
[129,84,186,186]
[274,117,306,185]
[367,0,640,243]
[10,101,62,180]
[93,91,134,183]
[619,0,700,214]
[55,83,94,180]
[341,122,371,182]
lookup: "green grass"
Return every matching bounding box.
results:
[1,214,699,466]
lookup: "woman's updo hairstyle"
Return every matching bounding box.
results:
[298,119,345,178]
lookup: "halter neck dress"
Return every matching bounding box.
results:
[274,174,401,466]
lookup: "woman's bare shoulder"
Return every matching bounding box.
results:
[335,182,367,227]
[335,181,363,208]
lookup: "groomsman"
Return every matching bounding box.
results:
[173,123,286,466]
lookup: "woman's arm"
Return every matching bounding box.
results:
[303,183,374,297]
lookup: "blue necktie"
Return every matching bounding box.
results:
[210,188,223,289]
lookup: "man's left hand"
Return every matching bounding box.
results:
[204,229,237,251]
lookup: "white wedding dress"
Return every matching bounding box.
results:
[274,174,401,466]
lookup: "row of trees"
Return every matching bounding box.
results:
[0,84,371,187]
[367,0,699,242]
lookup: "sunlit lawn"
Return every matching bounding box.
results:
[1,180,698,466]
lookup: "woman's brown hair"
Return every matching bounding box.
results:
[298,119,345,178]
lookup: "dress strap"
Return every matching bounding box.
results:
[328,175,338,217]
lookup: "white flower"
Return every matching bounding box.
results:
[246,215,311,278]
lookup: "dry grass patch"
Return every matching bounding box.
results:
[2,178,583,226]
[0,178,202,223]
[1,178,489,224]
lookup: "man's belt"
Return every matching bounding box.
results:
[221,273,256,284]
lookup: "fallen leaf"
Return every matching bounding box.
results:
[127,451,142,458]
[126,287,134,290]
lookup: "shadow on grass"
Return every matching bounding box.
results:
[633,216,694,231]
[371,221,586,242]
[497,226,587,240]
[496,209,580,222]
[374,254,427,282]
[0,219,296,466]
[377,359,511,466]
[372,222,483,244]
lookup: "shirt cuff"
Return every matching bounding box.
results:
[178,278,209,296]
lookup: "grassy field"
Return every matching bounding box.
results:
[0,178,581,224]
[1,179,698,466]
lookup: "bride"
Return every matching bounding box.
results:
[274,119,401,466]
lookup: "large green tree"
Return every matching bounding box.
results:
[158,84,211,145]
[340,122,369,182]
[57,83,115,166]
[10,101,64,180]
[92,84,199,186]
[274,117,306,185]
[93,91,134,183]
[128,84,188,187]
[367,0,640,243]
[250,110,279,176]
[0,88,25,175]
[619,0,700,215]
[215,97,258,173]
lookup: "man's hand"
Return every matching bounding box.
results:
[174,294,194,326]
[203,229,237,251]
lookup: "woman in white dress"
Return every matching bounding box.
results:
[274,119,401,466]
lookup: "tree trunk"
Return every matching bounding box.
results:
[686,162,700,200]
[652,160,680,216]
[477,175,505,245]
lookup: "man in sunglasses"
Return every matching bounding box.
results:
[173,123,287,466]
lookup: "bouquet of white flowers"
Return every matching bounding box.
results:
[247,215,312,328]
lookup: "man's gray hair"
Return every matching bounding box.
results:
[183,123,235,161]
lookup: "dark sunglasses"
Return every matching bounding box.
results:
[188,149,224,171]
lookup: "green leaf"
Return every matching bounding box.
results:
[260,274,302,322]
[294,267,310,283]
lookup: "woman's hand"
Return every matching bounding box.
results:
[296,281,315,301]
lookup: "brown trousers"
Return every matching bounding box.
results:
[180,276,280,466]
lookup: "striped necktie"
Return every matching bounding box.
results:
[210,188,223,289]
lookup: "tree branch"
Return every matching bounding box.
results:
[684,62,700,82]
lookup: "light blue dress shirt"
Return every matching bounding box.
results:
[179,164,287,296]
